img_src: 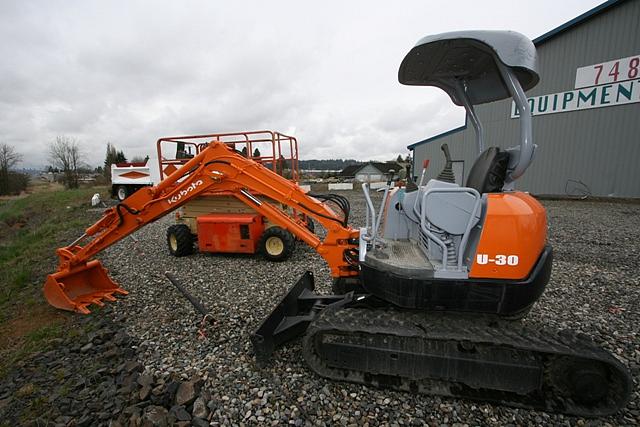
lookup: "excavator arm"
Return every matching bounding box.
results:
[44,141,359,314]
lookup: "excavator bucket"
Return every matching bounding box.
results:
[43,260,128,314]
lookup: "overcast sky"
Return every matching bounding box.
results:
[1,0,603,168]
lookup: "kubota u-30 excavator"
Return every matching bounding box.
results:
[43,31,632,416]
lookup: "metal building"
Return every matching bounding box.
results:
[408,0,640,198]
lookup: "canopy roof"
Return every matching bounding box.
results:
[398,30,539,105]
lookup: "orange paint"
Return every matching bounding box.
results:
[163,164,178,176]
[196,213,264,254]
[120,171,150,179]
[44,139,358,313]
[469,192,547,280]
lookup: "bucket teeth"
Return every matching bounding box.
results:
[76,305,91,315]
[43,260,128,314]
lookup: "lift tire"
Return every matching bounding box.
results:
[259,227,295,262]
[116,185,129,201]
[294,217,315,242]
[306,218,315,234]
[332,277,365,294]
[167,224,194,257]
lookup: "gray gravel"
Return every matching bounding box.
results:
[99,191,639,426]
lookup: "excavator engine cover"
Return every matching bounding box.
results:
[43,260,127,314]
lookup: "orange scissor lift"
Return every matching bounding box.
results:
[157,131,310,261]
[43,133,356,314]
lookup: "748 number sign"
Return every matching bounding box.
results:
[575,54,640,89]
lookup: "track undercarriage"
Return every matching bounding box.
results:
[252,272,633,417]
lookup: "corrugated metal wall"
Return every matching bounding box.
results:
[411,0,640,197]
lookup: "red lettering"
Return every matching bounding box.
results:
[629,57,639,79]
[594,64,604,85]
[608,61,620,82]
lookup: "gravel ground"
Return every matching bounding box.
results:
[88,191,638,426]
[3,191,636,425]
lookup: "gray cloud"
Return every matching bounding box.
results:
[0,0,602,168]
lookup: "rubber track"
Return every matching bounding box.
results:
[302,307,632,417]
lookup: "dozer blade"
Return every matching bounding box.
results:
[43,260,128,314]
[251,271,353,365]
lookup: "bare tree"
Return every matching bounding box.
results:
[130,155,148,164]
[0,143,22,170]
[49,136,82,189]
[0,143,23,195]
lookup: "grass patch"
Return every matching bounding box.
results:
[0,185,108,376]
[0,187,106,312]
[0,323,66,376]
[25,324,63,344]
[15,383,37,398]
[20,396,49,424]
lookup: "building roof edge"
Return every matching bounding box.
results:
[407,0,625,152]
[407,123,467,150]
[533,0,624,45]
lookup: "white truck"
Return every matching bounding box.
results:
[110,155,161,201]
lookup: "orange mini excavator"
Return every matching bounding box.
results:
[43,31,631,416]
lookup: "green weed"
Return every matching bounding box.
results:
[0,185,108,377]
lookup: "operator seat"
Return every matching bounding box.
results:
[465,147,510,193]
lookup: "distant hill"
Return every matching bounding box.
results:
[17,168,43,177]
[299,159,363,171]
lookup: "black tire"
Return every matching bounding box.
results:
[332,277,365,294]
[306,217,315,234]
[259,226,295,262]
[294,217,315,242]
[167,224,194,257]
[116,185,129,201]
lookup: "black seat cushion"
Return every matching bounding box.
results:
[466,147,510,193]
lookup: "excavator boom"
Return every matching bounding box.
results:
[44,139,358,314]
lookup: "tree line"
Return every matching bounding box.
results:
[299,159,363,170]
[298,155,411,171]
[0,144,28,195]
[49,139,134,188]
[0,136,413,196]
[0,137,136,195]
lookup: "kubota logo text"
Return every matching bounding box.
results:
[167,180,204,205]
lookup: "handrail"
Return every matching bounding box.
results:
[373,179,393,247]
[456,80,485,155]
[497,64,534,182]
[156,130,300,182]
[362,183,376,239]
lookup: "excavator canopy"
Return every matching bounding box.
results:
[398,30,539,105]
